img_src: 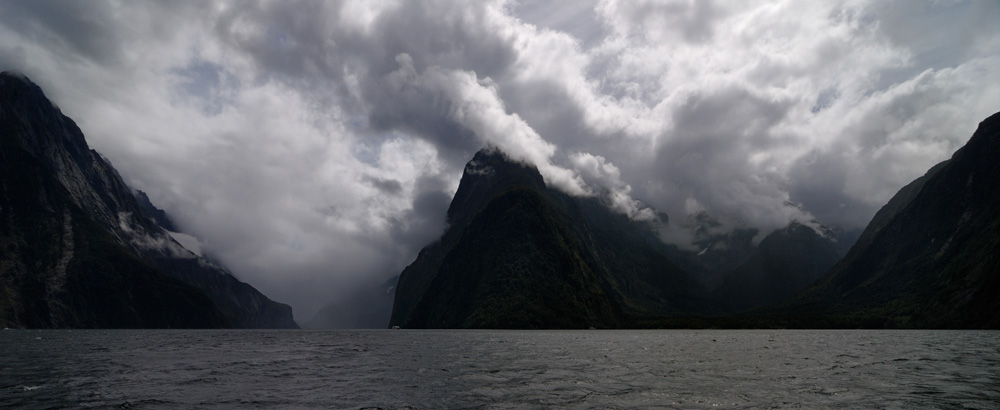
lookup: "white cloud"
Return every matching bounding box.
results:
[569,152,655,220]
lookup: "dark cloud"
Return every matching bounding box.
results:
[361,175,404,196]
[389,184,451,254]
[210,0,526,168]
[361,60,483,165]
[0,0,123,64]
[787,149,873,228]
[876,1,999,70]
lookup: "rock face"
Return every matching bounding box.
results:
[786,111,1000,328]
[0,72,297,329]
[389,149,709,329]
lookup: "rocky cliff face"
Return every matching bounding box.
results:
[784,111,1000,328]
[0,71,297,328]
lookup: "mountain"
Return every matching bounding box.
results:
[687,223,760,288]
[0,71,297,329]
[657,210,856,300]
[712,223,842,312]
[389,149,710,329]
[783,111,1000,328]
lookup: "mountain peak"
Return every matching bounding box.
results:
[446,148,547,226]
[976,110,1000,134]
[0,70,50,106]
[465,147,544,182]
[0,69,89,169]
[0,70,32,83]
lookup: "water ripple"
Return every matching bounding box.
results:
[1,329,998,409]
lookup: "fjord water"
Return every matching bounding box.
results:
[2,330,998,409]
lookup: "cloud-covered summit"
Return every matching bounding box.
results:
[1,0,996,319]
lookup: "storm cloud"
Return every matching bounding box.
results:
[1,0,996,320]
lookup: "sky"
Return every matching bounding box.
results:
[1,0,997,321]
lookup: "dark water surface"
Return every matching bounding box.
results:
[1,329,998,409]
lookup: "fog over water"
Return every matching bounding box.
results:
[2,329,998,409]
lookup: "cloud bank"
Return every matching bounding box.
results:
[1,0,997,319]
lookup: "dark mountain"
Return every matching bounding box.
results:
[783,111,1000,328]
[688,224,760,289]
[664,213,855,296]
[389,149,710,329]
[0,71,297,329]
[304,276,397,329]
[712,223,842,312]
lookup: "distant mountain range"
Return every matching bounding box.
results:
[389,113,1000,329]
[0,72,297,329]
